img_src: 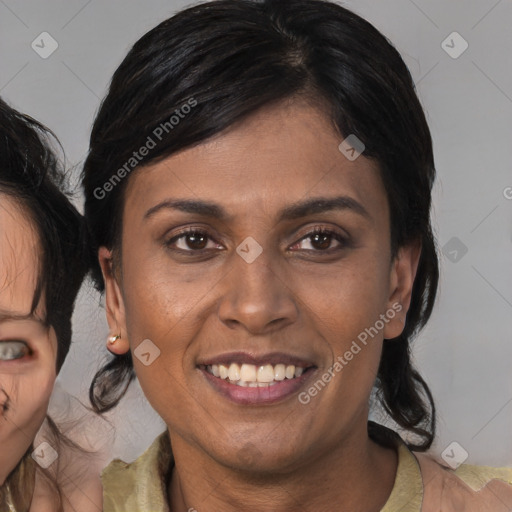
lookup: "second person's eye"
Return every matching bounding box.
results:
[0,340,31,361]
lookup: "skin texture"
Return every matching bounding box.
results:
[0,195,57,485]
[100,98,421,512]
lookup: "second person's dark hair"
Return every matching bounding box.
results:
[0,96,90,512]
[0,97,88,372]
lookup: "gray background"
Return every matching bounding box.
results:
[1,0,511,466]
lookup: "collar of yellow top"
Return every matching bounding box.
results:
[101,422,426,511]
[381,441,423,511]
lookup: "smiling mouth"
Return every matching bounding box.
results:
[197,352,318,404]
[201,362,312,387]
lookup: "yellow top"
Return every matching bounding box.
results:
[101,425,512,512]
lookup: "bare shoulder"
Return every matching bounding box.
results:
[59,442,104,512]
[30,460,103,512]
[29,412,112,511]
[414,451,512,512]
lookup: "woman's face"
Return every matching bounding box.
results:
[102,99,419,471]
[0,195,57,484]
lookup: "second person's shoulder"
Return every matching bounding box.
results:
[414,450,512,511]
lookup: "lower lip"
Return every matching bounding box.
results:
[199,367,317,405]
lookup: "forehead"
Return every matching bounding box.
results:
[125,99,387,221]
[0,194,41,315]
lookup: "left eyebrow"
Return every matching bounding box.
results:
[144,195,371,223]
[276,196,371,223]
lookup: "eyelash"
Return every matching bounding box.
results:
[164,225,349,255]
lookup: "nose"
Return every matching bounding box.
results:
[217,247,299,335]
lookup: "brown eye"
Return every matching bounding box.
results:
[292,228,347,252]
[183,232,208,250]
[310,232,333,250]
[0,341,30,361]
[165,228,221,252]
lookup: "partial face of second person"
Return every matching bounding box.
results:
[101,98,420,472]
[0,196,57,484]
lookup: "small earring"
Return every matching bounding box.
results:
[108,334,121,344]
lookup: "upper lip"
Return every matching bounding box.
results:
[198,351,317,368]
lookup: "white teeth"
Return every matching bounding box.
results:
[228,363,240,381]
[285,365,295,379]
[206,362,308,385]
[219,365,229,379]
[240,363,257,382]
[257,364,275,383]
[274,364,286,381]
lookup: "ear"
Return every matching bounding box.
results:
[383,239,422,340]
[98,247,130,355]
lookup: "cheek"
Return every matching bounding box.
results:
[122,255,221,358]
[296,254,391,340]
[0,372,54,483]
[122,276,198,412]
[0,369,56,434]
[125,247,223,310]
[298,254,391,404]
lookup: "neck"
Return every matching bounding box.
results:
[168,422,398,512]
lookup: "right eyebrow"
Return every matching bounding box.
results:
[144,199,230,222]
